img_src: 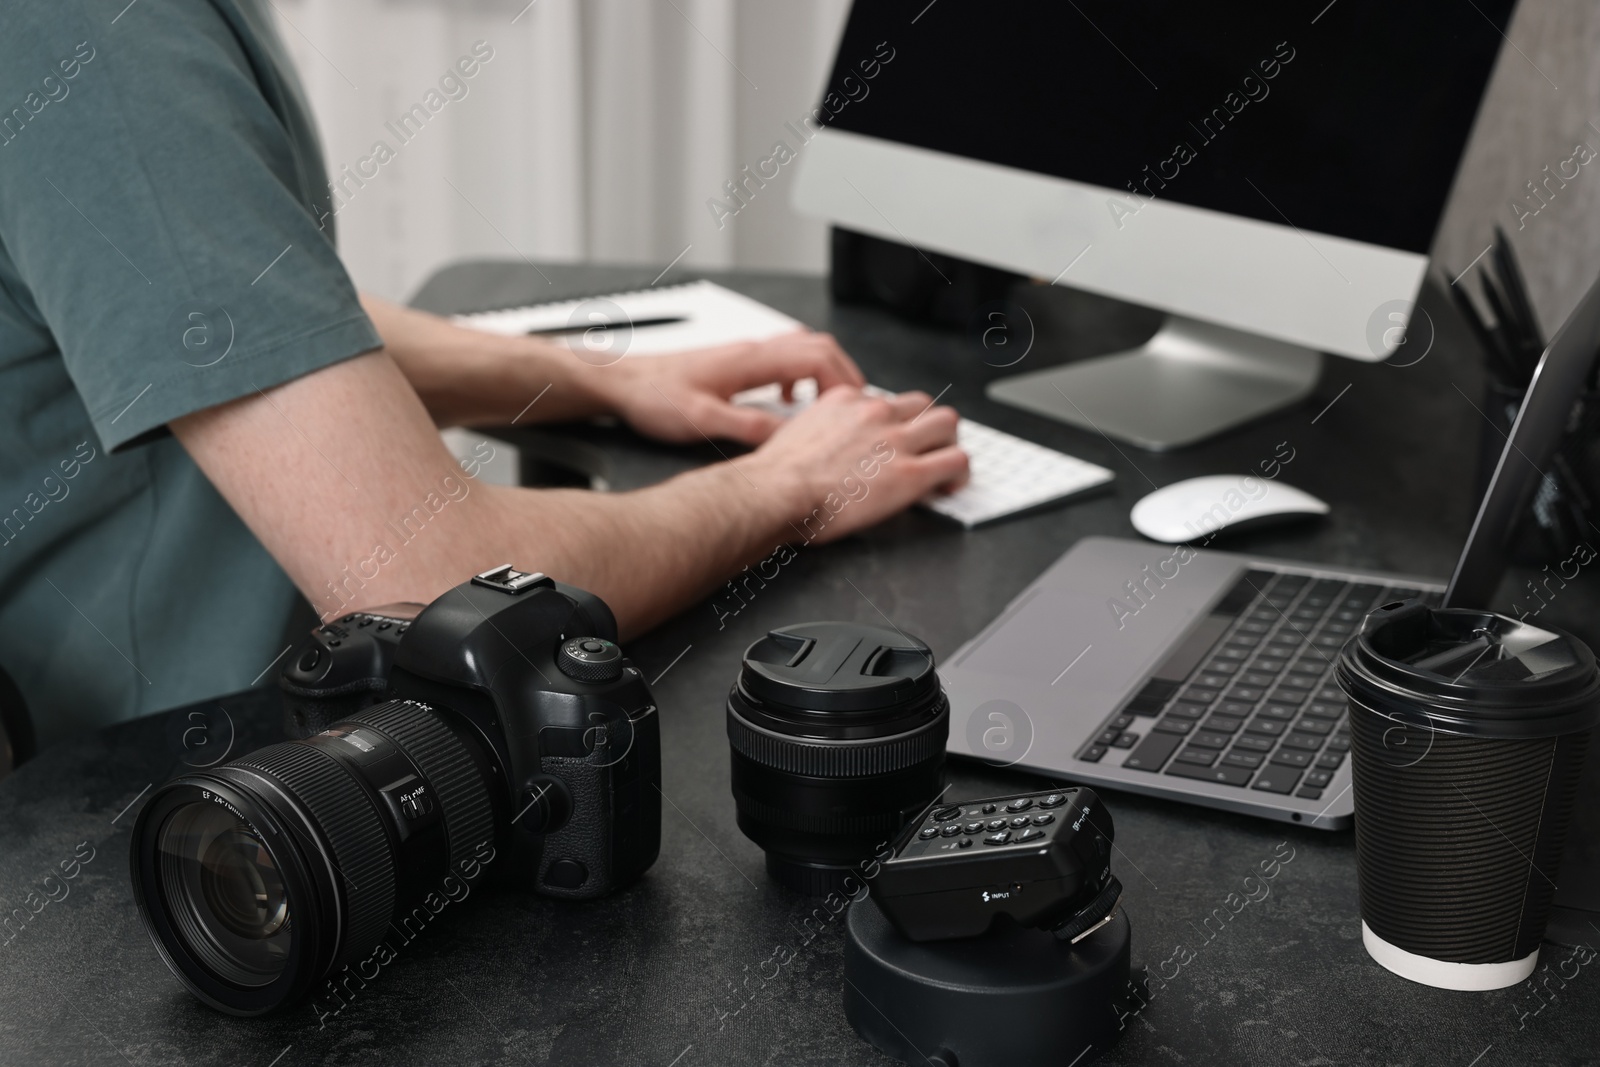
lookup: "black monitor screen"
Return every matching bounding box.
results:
[819,1,1514,253]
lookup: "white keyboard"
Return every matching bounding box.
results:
[734,382,1114,528]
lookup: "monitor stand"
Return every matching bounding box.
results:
[986,314,1323,451]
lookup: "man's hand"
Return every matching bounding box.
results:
[591,330,866,445]
[741,386,968,544]
[361,294,869,446]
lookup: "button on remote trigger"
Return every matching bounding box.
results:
[919,827,939,840]
[1017,828,1045,843]
[983,831,1011,845]
[1006,797,1034,812]
[957,838,973,848]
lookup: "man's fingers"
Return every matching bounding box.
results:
[701,400,783,445]
[892,405,960,454]
[718,331,864,393]
[808,333,866,389]
[883,390,937,422]
[907,444,972,494]
[773,334,862,394]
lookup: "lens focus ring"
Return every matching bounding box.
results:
[226,742,397,969]
[341,700,495,871]
[727,705,949,777]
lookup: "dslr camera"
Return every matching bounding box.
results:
[130,566,661,1015]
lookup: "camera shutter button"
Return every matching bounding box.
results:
[557,637,624,683]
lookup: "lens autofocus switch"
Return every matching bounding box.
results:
[557,637,624,683]
[727,621,950,896]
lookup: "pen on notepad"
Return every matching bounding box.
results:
[526,316,686,337]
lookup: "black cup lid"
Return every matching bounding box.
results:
[1338,600,1600,738]
[739,622,938,714]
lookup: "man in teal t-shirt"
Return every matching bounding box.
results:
[0,0,967,753]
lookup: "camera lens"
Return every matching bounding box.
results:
[156,803,291,985]
[131,700,498,1015]
[727,622,949,895]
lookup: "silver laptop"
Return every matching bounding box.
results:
[943,271,1600,829]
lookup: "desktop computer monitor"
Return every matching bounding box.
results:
[793,1,1516,449]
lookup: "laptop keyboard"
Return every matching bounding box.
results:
[1078,570,1441,801]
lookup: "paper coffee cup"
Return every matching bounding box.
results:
[1337,601,1600,991]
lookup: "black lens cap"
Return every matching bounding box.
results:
[739,622,937,714]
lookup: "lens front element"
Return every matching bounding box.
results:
[157,802,292,987]
[201,830,289,939]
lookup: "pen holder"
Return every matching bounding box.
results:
[843,895,1130,1067]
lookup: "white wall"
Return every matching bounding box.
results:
[270,0,851,302]
[274,0,1600,335]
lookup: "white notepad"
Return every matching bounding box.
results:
[456,281,1114,527]
[454,279,802,354]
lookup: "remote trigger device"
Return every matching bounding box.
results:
[870,787,1122,943]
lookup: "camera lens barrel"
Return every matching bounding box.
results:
[131,699,497,1015]
[727,622,949,895]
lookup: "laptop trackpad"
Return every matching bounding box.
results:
[956,589,1198,698]
[943,539,1248,751]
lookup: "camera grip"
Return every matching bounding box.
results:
[533,755,612,900]
[531,706,661,900]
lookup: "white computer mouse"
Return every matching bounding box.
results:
[1130,475,1330,544]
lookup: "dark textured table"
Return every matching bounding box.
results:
[3,261,1598,1067]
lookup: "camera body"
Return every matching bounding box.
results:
[281,566,660,899]
[278,604,420,738]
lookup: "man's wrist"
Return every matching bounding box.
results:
[728,450,816,543]
[507,337,623,422]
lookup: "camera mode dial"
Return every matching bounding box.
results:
[557,637,624,683]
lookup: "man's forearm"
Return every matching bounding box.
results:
[279,448,803,639]
[174,351,807,639]
[475,456,804,636]
[359,292,613,428]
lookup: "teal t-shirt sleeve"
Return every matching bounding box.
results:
[0,0,382,452]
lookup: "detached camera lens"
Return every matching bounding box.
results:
[131,700,497,1015]
[727,622,949,895]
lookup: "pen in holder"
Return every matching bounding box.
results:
[1450,227,1600,566]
